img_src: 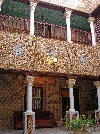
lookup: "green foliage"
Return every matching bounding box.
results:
[0,0,30,19]
[66,115,95,131]
[0,0,90,31]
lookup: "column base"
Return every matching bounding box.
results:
[26,110,33,113]
[66,111,79,121]
[23,112,35,134]
[67,41,73,44]
[95,110,100,127]
[69,109,75,112]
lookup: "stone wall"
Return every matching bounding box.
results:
[0,73,96,128]
[0,31,100,77]
[0,74,26,128]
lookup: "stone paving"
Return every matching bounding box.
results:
[0,126,100,134]
[0,126,68,134]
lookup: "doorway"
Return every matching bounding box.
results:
[61,88,79,118]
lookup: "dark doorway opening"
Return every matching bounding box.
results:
[61,88,79,119]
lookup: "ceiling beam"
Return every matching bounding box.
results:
[0,68,99,81]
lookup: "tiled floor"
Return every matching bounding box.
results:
[0,126,100,134]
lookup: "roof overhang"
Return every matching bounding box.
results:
[0,68,100,81]
[40,0,100,14]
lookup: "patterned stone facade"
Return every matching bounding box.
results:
[0,74,26,128]
[0,74,96,128]
[0,31,100,77]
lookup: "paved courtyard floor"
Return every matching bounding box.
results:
[0,126,100,134]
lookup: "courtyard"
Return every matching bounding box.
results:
[0,126,100,134]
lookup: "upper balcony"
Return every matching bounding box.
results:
[0,14,100,78]
[0,14,92,45]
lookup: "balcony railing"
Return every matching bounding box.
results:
[0,15,92,45]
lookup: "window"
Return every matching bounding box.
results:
[24,86,43,111]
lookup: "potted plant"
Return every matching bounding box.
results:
[65,114,95,134]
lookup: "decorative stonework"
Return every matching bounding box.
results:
[27,76,35,86]
[0,0,3,6]
[28,115,33,134]
[66,79,76,88]
[94,81,100,88]
[88,17,95,23]
[29,1,38,11]
[0,31,100,76]
[64,9,72,18]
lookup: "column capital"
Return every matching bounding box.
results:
[64,9,72,18]
[27,76,35,86]
[66,79,76,88]
[0,0,4,5]
[0,0,4,11]
[29,1,38,11]
[94,81,100,89]
[88,17,95,23]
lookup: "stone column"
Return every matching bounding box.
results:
[0,0,4,11]
[29,0,38,35]
[66,79,76,112]
[88,17,96,46]
[24,76,35,134]
[27,76,35,112]
[94,81,100,110]
[65,9,72,43]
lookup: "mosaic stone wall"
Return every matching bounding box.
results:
[0,31,100,77]
[0,74,96,128]
[0,74,26,128]
[33,76,66,124]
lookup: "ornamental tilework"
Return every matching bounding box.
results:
[28,115,33,134]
